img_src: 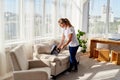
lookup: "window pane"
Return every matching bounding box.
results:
[109,0,120,33]
[4,0,19,40]
[89,0,107,35]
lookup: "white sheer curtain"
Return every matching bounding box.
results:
[25,0,34,43]
[20,0,25,41]
[71,0,81,31]
[52,0,58,38]
[23,0,34,60]
[0,0,7,76]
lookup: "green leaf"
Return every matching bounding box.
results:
[77,29,87,53]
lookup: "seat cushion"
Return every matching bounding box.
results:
[37,53,69,65]
[29,67,51,78]
[37,54,57,62]
[11,45,29,70]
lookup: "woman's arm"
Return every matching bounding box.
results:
[61,33,73,49]
[57,33,65,48]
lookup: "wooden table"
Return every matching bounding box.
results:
[90,38,120,58]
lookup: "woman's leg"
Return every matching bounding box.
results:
[69,46,79,71]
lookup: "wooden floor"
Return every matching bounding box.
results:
[57,53,120,80]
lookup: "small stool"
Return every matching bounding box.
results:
[111,50,120,65]
[97,49,110,62]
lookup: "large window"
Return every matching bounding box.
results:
[89,0,120,35]
[109,0,120,33]
[2,0,82,43]
[89,0,107,34]
[34,0,53,38]
[4,0,19,41]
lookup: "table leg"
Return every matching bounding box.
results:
[89,40,96,58]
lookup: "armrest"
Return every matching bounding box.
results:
[28,60,49,69]
[13,70,48,80]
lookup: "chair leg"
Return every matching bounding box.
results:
[51,75,56,80]
[77,61,79,65]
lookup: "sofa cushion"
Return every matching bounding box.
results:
[36,43,51,54]
[23,43,33,60]
[47,39,60,48]
[37,54,57,62]
[11,45,29,70]
[54,40,60,45]
[47,40,56,48]
[37,53,69,65]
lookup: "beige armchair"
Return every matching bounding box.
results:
[10,45,51,80]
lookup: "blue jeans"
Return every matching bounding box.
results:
[69,45,79,70]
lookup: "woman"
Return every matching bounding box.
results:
[57,18,79,72]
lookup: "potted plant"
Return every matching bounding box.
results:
[77,30,87,53]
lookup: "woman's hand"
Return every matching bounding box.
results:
[57,45,60,49]
[57,45,65,50]
[60,44,67,49]
[60,45,64,49]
